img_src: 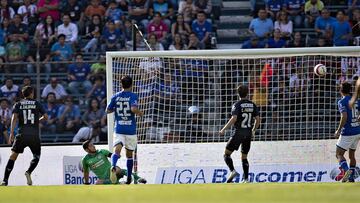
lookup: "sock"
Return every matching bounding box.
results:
[126,158,133,180]
[3,159,15,182]
[349,166,356,180]
[339,160,349,171]
[111,154,120,167]
[242,159,249,180]
[27,156,40,174]
[224,154,235,171]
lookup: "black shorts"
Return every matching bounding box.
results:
[11,134,41,156]
[226,134,251,154]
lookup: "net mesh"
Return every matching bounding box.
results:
[110,53,360,144]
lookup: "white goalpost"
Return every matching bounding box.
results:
[106,47,360,184]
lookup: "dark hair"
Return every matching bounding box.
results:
[197,11,206,16]
[58,34,66,40]
[22,86,34,98]
[82,140,91,150]
[340,82,352,94]
[44,15,55,38]
[88,98,100,111]
[46,92,56,100]
[23,76,31,81]
[154,12,162,17]
[94,74,104,81]
[237,85,249,98]
[121,75,133,89]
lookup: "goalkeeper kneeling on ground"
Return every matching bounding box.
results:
[81,140,146,185]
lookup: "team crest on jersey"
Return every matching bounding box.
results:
[97,155,102,159]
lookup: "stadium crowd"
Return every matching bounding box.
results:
[0,0,359,144]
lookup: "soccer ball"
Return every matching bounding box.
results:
[314,64,327,77]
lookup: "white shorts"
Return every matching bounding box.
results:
[114,133,137,151]
[336,134,360,151]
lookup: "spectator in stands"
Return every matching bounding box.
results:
[0,0,15,23]
[0,56,5,73]
[17,0,38,35]
[148,33,164,50]
[313,36,329,47]
[128,0,149,29]
[34,15,57,47]
[185,105,208,142]
[68,53,92,94]
[242,36,266,49]
[249,8,274,39]
[37,0,60,23]
[82,98,106,129]
[82,14,103,53]
[123,18,133,41]
[72,121,102,143]
[331,10,352,46]
[57,14,79,45]
[21,76,32,89]
[266,0,282,20]
[0,97,11,144]
[304,0,324,28]
[86,75,106,104]
[101,20,124,51]
[287,31,305,47]
[314,8,336,42]
[5,36,34,73]
[194,0,211,17]
[40,92,58,133]
[171,14,191,43]
[274,11,293,40]
[1,17,9,35]
[57,96,81,133]
[84,0,106,21]
[149,0,174,27]
[50,34,73,71]
[90,55,106,76]
[147,12,169,47]
[153,74,180,115]
[169,33,186,50]
[61,0,85,33]
[8,14,28,42]
[266,29,286,48]
[126,31,148,50]
[282,0,305,28]
[350,9,360,45]
[178,0,196,24]
[0,78,20,103]
[187,32,205,49]
[192,11,212,47]
[105,1,124,28]
[41,77,68,102]
[348,0,360,14]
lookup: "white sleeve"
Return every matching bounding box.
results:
[72,128,88,143]
[70,23,78,43]
[41,85,49,98]
[58,85,68,97]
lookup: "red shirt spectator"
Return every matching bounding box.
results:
[85,0,106,20]
[37,0,60,22]
[147,12,168,41]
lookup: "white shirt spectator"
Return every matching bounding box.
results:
[274,20,293,35]
[57,22,78,43]
[41,83,68,100]
[0,85,19,102]
[72,127,99,143]
[17,4,37,24]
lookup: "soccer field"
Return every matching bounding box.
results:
[0,183,359,203]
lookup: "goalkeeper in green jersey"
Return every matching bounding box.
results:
[81,140,146,185]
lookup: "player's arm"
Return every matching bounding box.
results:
[82,160,91,185]
[106,96,115,114]
[349,78,360,108]
[131,106,144,117]
[219,115,237,136]
[9,113,18,143]
[252,115,260,136]
[335,112,347,138]
[39,113,48,122]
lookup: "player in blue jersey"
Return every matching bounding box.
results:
[106,76,144,184]
[335,82,360,182]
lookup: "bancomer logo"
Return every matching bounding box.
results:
[157,167,330,184]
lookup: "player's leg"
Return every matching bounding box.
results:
[2,135,25,186]
[26,138,41,186]
[224,136,241,183]
[110,134,124,184]
[348,149,356,182]
[240,137,251,183]
[336,135,354,182]
[124,135,137,184]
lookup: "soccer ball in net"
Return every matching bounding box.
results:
[314,64,327,77]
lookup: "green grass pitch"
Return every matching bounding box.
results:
[0,183,359,203]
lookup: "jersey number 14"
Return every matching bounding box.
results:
[23,110,35,124]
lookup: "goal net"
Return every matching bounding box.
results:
[106,47,360,183]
